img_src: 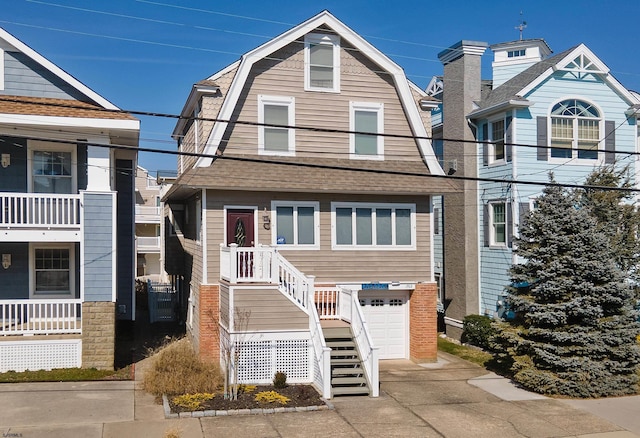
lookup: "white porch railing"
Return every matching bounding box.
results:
[135,205,161,222]
[307,276,331,399]
[0,299,82,336]
[315,286,379,397]
[137,236,161,250]
[0,193,81,228]
[220,244,277,284]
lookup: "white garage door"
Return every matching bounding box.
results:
[359,291,409,359]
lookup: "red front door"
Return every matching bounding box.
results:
[226,209,255,247]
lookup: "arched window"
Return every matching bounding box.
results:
[550,99,600,160]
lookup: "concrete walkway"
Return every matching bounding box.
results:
[0,352,638,437]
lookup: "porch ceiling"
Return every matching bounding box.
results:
[164,155,461,201]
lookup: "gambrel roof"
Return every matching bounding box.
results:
[469,44,640,119]
[191,10,443,175]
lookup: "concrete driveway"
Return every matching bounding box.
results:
[0,352,638,438]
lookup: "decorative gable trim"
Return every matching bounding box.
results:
[0,28,119,110]
[195,11,444,176]
[519,44,640,106]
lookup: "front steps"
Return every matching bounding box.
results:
[323,325,370,396]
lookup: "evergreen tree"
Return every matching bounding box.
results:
[494,178,640,397]
[578,165,640,282]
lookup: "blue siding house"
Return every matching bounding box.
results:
[431,39,640,336]
[0,28,139,371]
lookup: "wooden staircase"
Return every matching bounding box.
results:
[323,325,371,396]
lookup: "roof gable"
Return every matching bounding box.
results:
[195,10,443,176]
[0,27,119,110]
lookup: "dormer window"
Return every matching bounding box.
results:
[304,33,340,92]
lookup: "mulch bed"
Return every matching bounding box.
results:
[168,384,325,413]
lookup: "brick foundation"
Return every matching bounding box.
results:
[82,301,115,370]
[198,284,220,363]
[409,282,438,363]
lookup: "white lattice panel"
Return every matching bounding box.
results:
[0,340,82,372]
[275,339,309,381]
[234,333,311,384]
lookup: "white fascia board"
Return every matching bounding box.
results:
[0,113,139,131]
[0,28,119,110]
[468,100,533,120]
[207,60,241,82]
[195,10,443,175]
[172,82,221,139]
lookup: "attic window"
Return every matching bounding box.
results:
[507,49,526,58]
[304,33,340,92]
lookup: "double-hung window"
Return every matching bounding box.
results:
[258,95,295,156]
[550,99,600,160]
[272,201,319,249]
[332,203,415,250]
[490,119,505,163]
[304,33,340,92]
[490,202,507,246]
[350,102,384,160]
[29,141,77,194]
[33,246,73,296]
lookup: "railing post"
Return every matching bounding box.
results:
[307,275,315,316]
[323,346,332,399]
[270,245,279,284]
[371,347,380,397]
[229,243,238,283]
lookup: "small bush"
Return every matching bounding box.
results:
[461,314,496,350]
[273,371,287,389]
[255,390,290,405]
[172,393,214,411]
[142,339,223,396]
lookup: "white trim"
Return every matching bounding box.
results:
[487,116,506,166]
[488,201,507,248]
[201,190,208,284]
[195,10,444,175]
[0,48,4,90]
[270,201,320,250]
[27,140,77,194]
[0,114,139,131]
[349,102,384,160]
[520,44,640,107]
[0,28,119,109]
[29,242,75,299]
[304,33,340,93]
[223,205,258,247]
[330,202,417,250]
[111,191,117,302]
[258,95,295,156]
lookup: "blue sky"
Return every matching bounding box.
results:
[4,0,640,174]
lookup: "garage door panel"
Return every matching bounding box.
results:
[359,292,408,359]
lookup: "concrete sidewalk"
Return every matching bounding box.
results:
[0,353,638,437]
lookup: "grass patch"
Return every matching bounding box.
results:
[141,338,223,397]
[438,336,492,367]
[0,366,132,383]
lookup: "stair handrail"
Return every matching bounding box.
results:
[307,276,332,399]
[347,289,380,397]
[275,250,308,310]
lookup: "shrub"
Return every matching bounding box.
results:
[141,339,223,396]
[461,314,495,350]
[172,393,214,411]
[255,391,290,405]
[273,371,287,389]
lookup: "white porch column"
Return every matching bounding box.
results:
[86,142,111,191]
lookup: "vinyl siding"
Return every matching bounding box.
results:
[205,190,431,284]
[205,37,426,162]
[83,193,114,302]
[0,136,27,192]
[233,286,308,331]
[2,51,87,100]
[475,68,639,315]
[0,242,29,299]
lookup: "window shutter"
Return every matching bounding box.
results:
[483,203,490,247]
[505,116,513,162]
[481,123,489,166]
[433,207,440,235]
[605,120,616,164]
[507,202,513,248]
[518,202,530,227]
[536,116,548,161]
